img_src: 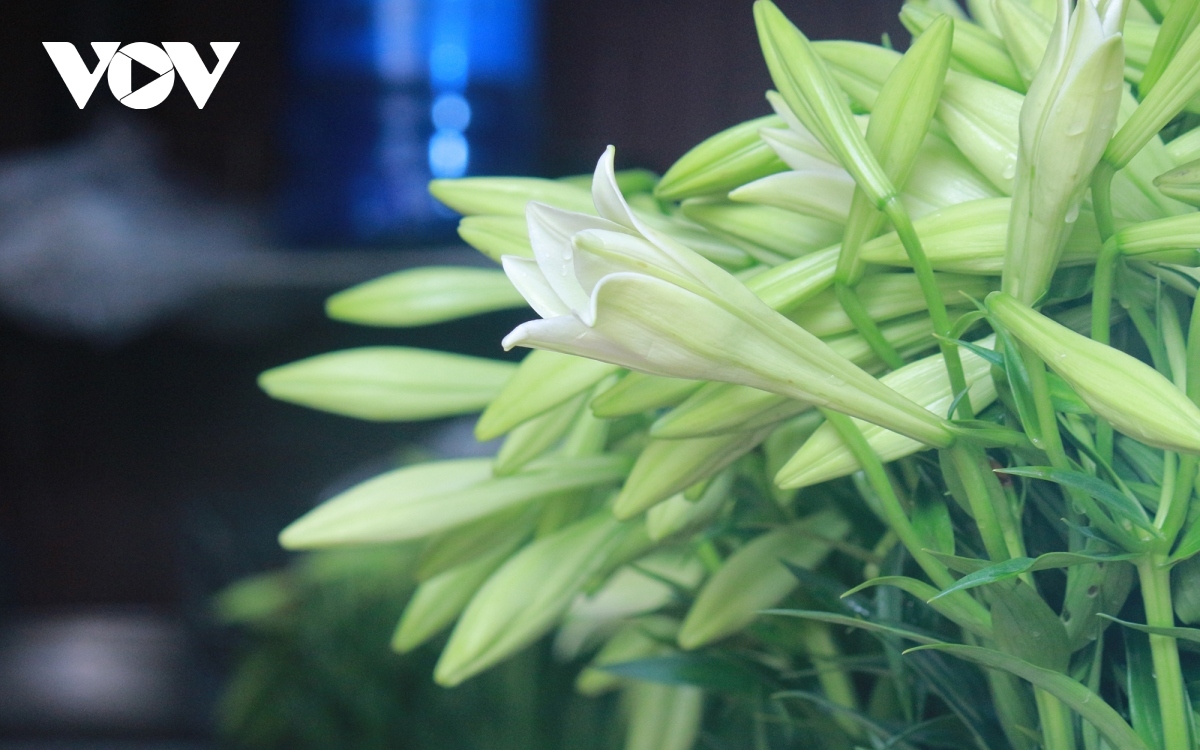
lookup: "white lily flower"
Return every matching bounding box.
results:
[501,147,955,448]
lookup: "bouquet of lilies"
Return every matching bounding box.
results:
[257,0,1200,747]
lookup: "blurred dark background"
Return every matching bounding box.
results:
[0,0,904,745]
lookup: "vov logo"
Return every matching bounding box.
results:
[43,42,239,109]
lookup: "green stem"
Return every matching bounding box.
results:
[943,443,1016,563]
[1090,162,1118,244]
[834,281,905,369]
[822,409,956,590]
[1091,241,1121,467]
[1022,344,1095,513]
[1137,556,1191,750]
[1034,686,1076,750]
[883,198,973,419]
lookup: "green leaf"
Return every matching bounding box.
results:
[762,609,946,646]
[601,653,765,695]
[997,467,1157,535]
[1169,520,1200,565]
[1099,614,1200,647]
[930,552,1139,600]
[258,347,516,422]
[905,644,1150,750]
[1172,555,1200,623]
[1122,623,1167,750]
[990,584,1070,673]
[325,267,525,328]
[844,576,993,639]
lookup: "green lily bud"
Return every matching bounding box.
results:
[415,505,537,581]
[622,682,703,750]
[966,0,1004,33]
[680,198,844,262]
[813,40,898,111]
[654,114,790,201]
[259,346,515,422]
[1137,0,1200,97]
[325,266,525,328]
[729,168,854,224]
[1153,157,1200,207]
[556,549,704,659]
[278,454,630,549]
[754,0,896,208]
[900,3,1025,92]
[576,616,678,696]
[677,509,850,649]
[612,427,775,520]
[493,390,590,476]
[430,176,594,216]
[1107,211,1200,262]
[591,372,704,418]
[994,0,1054,85]
[651,314,937,439]
[742,245,839,313]
[645,471,733,542]
[938,70,1022,194]
[775,336,998,489]
[788,272,994,338]
[504,148,956,449]
[561,168,660,196]
[900,134,1003,217]
[1167,124,1200,165]
[858,197,1102,273]
[1003,0,1126,306]
[392,526,526,653]
[988,291,1200,452]
[476,350,618,441]
[631,209,755,269]
[760,92,853,166]
[434,512,640,686]
[1106,12,1200,169]
[457,215,533,262]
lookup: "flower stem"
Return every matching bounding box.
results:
[1034,686,1076,750]
[1137,555,1191,750]
[834,281,905,369]
[883,198,973,419]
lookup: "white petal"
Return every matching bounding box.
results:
[526,202,619,317]
[501,256,570,319]
[502,315,654,371]
[591,146,639,231]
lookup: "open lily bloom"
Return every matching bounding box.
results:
[501,147,953,448]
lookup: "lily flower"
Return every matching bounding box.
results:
[501,147,955,449]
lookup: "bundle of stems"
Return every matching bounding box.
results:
[259,1,1200,747]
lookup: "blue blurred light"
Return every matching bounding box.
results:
[429,42,469,88]
[431,93,471,131]
[428,130,469,178]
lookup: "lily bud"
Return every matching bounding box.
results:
[938,70,1022,194]
[493,390,590,476]
[259,347,515,422]
[677,509,850,649]
[1002,0,1125,305]
[576,616,678,696]
[787,272,994,337]
[434,512,640,686]
[651,314,937,439]
[775,336,998,489]
[754,0,896,208]
[858,197,1102,274]
[457,215,533,262]
[278,454,630,549]
[622,682,704,750]
[476,349,618,441]
[555,550,704,659]
[1107,211,1200,263]
[612,427,774,519]
[989,291,1200,453]
[654,114,789,201]
[325,267,525,328]
[900,2,1025,91]
[392,528,526,653]
[993,0,1054,86]
[502,147,956,449]
[1107,8,1200,169]
[645,471,733,542]
[729,168,854,224]
[590,372,704,419]
[1153,157,1200,207]
[679,198,844,261]
[430,176,594,216]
